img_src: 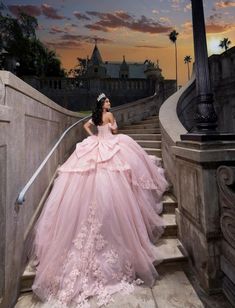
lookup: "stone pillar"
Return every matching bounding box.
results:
[173,140,235,292]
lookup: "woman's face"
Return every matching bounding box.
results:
[103,98,111,110]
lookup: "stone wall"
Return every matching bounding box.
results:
[23,76,176,112]
[172,141,235,293]
[0,71,84,308]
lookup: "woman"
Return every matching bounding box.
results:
[30,93,169,308]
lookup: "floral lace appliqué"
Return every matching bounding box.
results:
[42,201,144,308]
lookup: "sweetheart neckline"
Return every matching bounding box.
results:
[98,121,117,127]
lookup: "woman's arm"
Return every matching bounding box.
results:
[109,113,118,134]
[83,119,94,136]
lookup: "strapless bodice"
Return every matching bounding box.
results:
[97,121,117,138]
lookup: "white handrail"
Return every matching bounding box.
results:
[16,114,91,205]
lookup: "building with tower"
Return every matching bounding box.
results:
[23,42,176,111]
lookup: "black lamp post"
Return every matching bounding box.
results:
[181,0,234,141]
[191,0,217,131]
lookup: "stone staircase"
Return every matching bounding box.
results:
[15,115,204,307]
[119,115,186,263]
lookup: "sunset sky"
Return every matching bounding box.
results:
[4,0,235,85]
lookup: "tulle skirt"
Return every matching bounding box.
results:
[29,133,169,307]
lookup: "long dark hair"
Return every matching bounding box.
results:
[92,96,107,126]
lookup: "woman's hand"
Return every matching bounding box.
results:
[83,120,94,136]
[109,113,118,134]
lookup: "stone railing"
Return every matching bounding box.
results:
[0,71,162,308]
[176,76,196,132]
[111,93,162,126]
[159,52,235,304]
[0,71,85,308]
[159,76,195,194]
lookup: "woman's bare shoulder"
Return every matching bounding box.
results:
[107,112,114,119]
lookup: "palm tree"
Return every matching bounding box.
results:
[169,30,179,91]
[219,38,231,52]
[184,55,192,81]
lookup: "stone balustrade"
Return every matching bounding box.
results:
[159,77,193,195]
[159,47,235,305]
[217,165,235,304]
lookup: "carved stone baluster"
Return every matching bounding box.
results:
[217,166,235,248]
[217,166,235,305]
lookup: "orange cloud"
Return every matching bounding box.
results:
[215,1,235,9]
[73,11,90,21]
[42,4,67,20]
[45,33,112,50]
[8,4,41,17]
[85,11,172,34]
[8,3,68,20]
[184,3,191,12]
[206,23,235,33]
[45,40,82,49]
[181,18,235,36]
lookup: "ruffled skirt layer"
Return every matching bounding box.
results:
[30,134,169,307]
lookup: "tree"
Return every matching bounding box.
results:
[219,38,231,52]
[69,57,88,78]
[18,12,38,39]
[169,30,179,91]
[0,9,65,77]
[184,55,192,81]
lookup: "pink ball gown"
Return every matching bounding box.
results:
[31,119,169,307]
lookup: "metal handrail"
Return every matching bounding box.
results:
[16,114,91,205]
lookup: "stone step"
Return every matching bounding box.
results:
[162,193,177,214]
[135,118,159,124]
[136,140,161,149]
[123,123,159,129]
[143,147,162,158]
[119,128,161,134]
[19,225,178,295]
[153,238,187,265]
[148,155,163,167]
[128,133,161,141]
[16,263,207,308]
[152,263,204,308]
[162,214,177,237]
[146,115,159,120]
[16,267,204,308]
[20,266,35,293]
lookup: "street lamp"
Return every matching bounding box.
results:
[191,0,217,131]
[181,0,234,141]
[15,61,20,76]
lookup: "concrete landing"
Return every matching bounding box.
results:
[15,264,203,308]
